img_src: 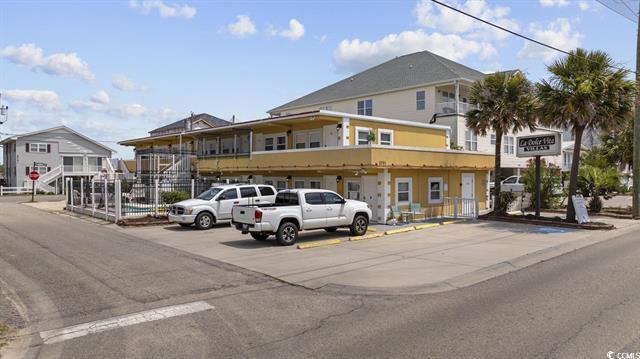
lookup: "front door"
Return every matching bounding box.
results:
[323,125,338,147]
[361,175,378,222]
[461,173,475,199]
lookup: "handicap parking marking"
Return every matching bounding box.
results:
[535,226,569,234]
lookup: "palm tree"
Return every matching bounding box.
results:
[536,49,635,221]
[467,71,537,214]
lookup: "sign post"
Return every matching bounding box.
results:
[28,162,40,202]
[516,133,561,218]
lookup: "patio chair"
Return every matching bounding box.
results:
[390,205,401,221]
[410,203,426,221]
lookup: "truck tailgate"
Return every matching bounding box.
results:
[232,206,257,224]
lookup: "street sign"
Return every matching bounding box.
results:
[29,171,40,181]
[33,162,47,167]
[516,133,561,158]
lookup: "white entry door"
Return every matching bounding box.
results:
[323,125,338,147]
[361,175,378,221]
[461,173,475,199]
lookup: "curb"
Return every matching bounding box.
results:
[348,219,464,242]
[297,239,342,249]
[349,233,385,241]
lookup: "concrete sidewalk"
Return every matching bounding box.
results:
[116,215,640,295]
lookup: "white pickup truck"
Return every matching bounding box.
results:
[168,184,277,230]
[231,189,372,246]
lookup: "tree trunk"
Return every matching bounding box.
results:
[494,128,504,214]
[567,125,585,222]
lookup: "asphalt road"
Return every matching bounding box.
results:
[1,196,639,358]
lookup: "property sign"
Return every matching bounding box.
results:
[33,162,47,167]
[572,194,590,224]
[29,171,40,181]
[516,133,561,158]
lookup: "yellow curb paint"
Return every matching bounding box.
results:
[297,239,342,249]
[366,227,377,232]
[441,220,461,225]
[349,233,384,241]
[414,223,440,230]
[384,227,415,235]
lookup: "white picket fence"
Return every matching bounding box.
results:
[443,197,480,219]
[0,186,34,196]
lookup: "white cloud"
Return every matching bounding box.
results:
[227,15,257,37]
[518,18,583,62]
[2,89,62,111]
[540,0,570,7]
[279,19,305,40]
[129,0,196,19]
[0,43,95,81]
[107,103,148,118]
[334,29,496,73]
[578,0,599,11]
[90,90,110,104]
[112,75,138,91]
[414,0,519,42]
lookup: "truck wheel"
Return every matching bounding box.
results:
[276,222,298,246]
[324,227,338,233]
[179,223,191,228]
[350,214,369,236]
[251,233,269,241]
[195,213,214,230]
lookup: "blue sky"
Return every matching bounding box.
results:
[1,0,637,160]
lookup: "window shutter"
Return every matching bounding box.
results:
[47,144,51,153]
[25,167,29,176]
[25,143,30,152]
[47,167,51,173]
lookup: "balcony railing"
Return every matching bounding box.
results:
[63,165,103,173]
[435,101,478,115]
[135,148,197,156]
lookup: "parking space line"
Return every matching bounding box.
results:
[39,301,214,344]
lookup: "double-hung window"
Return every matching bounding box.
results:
[378,129,393,146]
[264,134,287,151]
[465,131,478,151]
[276,135,287,150]
[357,99,373,116]
[309,132,321,148]
[503,136,514,154]
[490,134,496,145]
[356,127,371,145]
[295,133,307,149]
[416,91,426,111]
[395,177,412,205]
[428,177,443,204]
[29,143,48,153]
[294,131,322,149]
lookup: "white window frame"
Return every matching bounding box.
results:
[29,143,48,153]
[293,130,322,149]
[503,136,514,154]
[395,177,412,205]
[416,90,426,111]
[378,129,394,146]
[293,180,305,189]
[309,179,322,189]
[428,177,443,204]
[344,178,362,200]
[355,126,372,146]
[490,134,496,145]
[263,133,287,151]
[465,131,478,151]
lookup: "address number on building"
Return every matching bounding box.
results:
[516,133,561,158]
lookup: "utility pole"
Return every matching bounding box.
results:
[634,10,640,219]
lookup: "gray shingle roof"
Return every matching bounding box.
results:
[269,51,486,113]
[150,113,231,135]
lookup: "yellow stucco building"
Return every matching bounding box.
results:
[120,110,493,223]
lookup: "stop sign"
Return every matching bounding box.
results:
[29,171,40,181]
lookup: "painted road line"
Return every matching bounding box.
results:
[349,233,385,241]
[40,301,214,345]
[414,223,440,230]
[384,227,415,235]
[297,239,342,249]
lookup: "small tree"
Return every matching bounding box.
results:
[521,158,562,209]
[578,165,620,212]
[467,71,537,214]
[160,191,189,204]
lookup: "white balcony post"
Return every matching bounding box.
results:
[454,80,460,114]
[0,186,3,196]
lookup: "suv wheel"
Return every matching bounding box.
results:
[195,212,214,230]
[251,233,269,241]
[276,222,298,246]
[350,214,369,236]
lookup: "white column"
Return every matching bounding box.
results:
[154,179,159,216]
[115,180,122,223]
[454,80,460,114]
[339,117,350,146]
[191,179,195,198]
[103,178,108,220]
[80,178,84,207]
[91,180,96,215]
[249,131,253,159]
[377,169,391,223]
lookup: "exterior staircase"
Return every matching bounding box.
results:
[35,165,62,193]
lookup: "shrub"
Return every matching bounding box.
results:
[160,191,189,204]
[495,191,516,214]
[521,158,562,209]
[577,165,620,213]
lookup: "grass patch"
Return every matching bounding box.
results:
[0,322,11,351]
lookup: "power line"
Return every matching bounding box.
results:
[430,0,636,75]
[596,0,638,23]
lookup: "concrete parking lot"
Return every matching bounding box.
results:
[117,215,640,295]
